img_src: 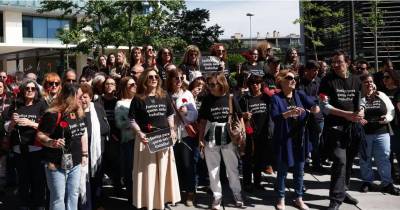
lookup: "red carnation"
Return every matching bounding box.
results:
[182,98,188,104]
[60,121,69,128]
[319,93,328,102]
[12,87,20,96]
[245,126,254,135]
[146,123,152,132]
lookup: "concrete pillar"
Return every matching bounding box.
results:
[1,60,7,72]
[6,59,23,75]
[76,53,87,77]
[3,10,23,44]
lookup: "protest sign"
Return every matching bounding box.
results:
[147,128,172,153]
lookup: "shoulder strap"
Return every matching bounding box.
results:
[55,112,62,127]
[228,94,234,115]
[168,94,186,125]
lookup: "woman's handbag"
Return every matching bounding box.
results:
[227,94,245,146]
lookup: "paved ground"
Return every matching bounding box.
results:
[1,162,399,210]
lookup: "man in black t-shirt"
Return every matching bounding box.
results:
[319,50,364,210]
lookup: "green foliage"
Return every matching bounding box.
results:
[227,53,246,72]
[294,0,344,60]
[38,0,202,57]
[166,8,224,51]
[227,38,243,51]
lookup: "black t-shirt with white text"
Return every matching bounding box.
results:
[5,99,47,146]
[199,94,242,123]
[319,73,362,127]
[38,112,86,166]
[364,95,389,134]
[128,95,174,133]
[239,93,270,133]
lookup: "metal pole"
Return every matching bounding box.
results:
[250,15,252,47]
[350,0,356,61]
[374,1,379,72]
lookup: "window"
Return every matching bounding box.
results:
[22,15,70,42]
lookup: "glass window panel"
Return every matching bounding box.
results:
[32,17,47,38]
[47,19,61,39]
[22,15,33,38]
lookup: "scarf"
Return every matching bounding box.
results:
[79,102,102,203]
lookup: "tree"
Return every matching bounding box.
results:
[168,8,224,51]
[294,1,344,60]
[355,0,385,71]
[38,0,187,56]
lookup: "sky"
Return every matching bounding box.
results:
[186,0,300,39]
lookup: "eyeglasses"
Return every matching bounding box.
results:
[208,83,218,88]
[48,81,60,87]
[148,75,159,80]
[284,76,295,81]
[25,87,36,92]
[174,76,184,81]
[66,79,77,83]
[383,76,391,79]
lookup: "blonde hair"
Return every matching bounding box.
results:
[182,45,201,67]
[276,69,296,89]
[47,83,84,118]
[136,68,166,100]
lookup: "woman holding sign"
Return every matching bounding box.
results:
[129,68,180,210]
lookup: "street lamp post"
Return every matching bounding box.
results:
[246,13,254,48]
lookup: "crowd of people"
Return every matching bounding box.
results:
[0,42,399,210]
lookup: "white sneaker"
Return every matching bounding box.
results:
[211,197,221,210]
[234,193,244,208]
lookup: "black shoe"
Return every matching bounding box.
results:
[382,183,400,196]
[327,200,341,210]
[359,182,371,193]
[343,193,358,205]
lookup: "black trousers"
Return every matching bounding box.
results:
[326,127,359,203]
[15,150,46,207]
[242,133,270,186]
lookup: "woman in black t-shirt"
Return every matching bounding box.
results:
[242,48,265,76]
[37,83,87,210]
[198,72,244,209]
[4,79,47,210]
[239,74,272,191]
[180,45,202,84]
[128,68,180,210]
[359,75,400,195]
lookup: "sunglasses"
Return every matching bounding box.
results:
[163,51,171,55]
[148,75,159,80]
[383,76,391,79]
[25,87,36,91]
[284,76,295,81]
[48,82,60,87]
[66,79,77,83]
[147,48,154,52]
[0,76,7,79]
[217,50,225,53]
[128,83,136,87]
[174,76,184,81]
[208,83,218,88]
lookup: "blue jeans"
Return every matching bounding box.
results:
[360,133,393,186]
[45,164,81,210]
[276,160,305,198]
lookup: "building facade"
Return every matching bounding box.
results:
[301,1,400,70]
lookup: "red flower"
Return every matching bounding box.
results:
[182,98,188,104]
[319,93,328,102]
[60,121,69,128]
[146,123,152,132]
[47,63,52,67]
[12,87,20,96]
[245,126,254,135]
